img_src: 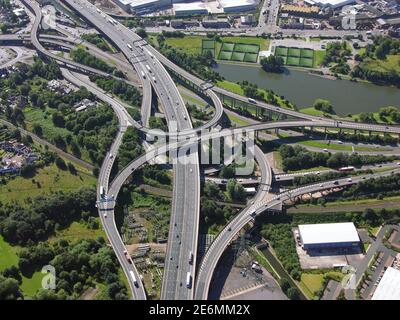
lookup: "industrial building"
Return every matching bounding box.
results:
[304,0,356,9]
[218,0,257,13]
[129,0,172,14]
[372,267,400,300]
[173,2,208,16]
[298,222,360,250]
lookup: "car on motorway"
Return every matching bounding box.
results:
[104,213,107,218]
[334,181,339,185]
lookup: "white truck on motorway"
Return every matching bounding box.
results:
[186,272,192,288]
[127,43,132,50]
[100,185,105,198]
[141,70,146,79]
[248,98,257,104]
[145,65,152,73]
[129,270,138,287]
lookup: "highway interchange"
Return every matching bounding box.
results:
[3,0,400,300]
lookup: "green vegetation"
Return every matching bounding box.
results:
[279,144,399,172]
[117,127,143,170]
[321,42,351,75]
[70,47,120,76]
[260,55,284,73]
[0,163,96,204]
[352,36,400,85]
[81,33,116,53]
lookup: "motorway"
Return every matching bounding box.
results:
[9,0,400,301]
[59,0,201,300]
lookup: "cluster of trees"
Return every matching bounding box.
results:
[261,223,301,280]
[200,197,236,229]
[186,103,211,121]
[341,174,400,200]
[3,238,128,300]
[117,127,143,170]
[321,42,351,75]
[142,165,171,186]
[293,171,347,186]
[226,179,246,202]
[351,37,400,85]
[0,188,96,245]
[149,116,168,132]
[278,278,301,300]
[279,145,398,171]
[81,33,114,52]
[303,128,398,145]
[89,75,142,109]
[219,165,236,179]
[70,48,120,76]
[313,99,335,114]
[260,55,284,73]
[378,106,400,124]
[52,103,117,166]
[156,35,222,82]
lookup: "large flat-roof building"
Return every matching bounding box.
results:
[304,0,356,9]
[372,267,400,300]
[173,2,208,16]
[218,0,257,13]
[128,0,172,14]
[298,222,360,250]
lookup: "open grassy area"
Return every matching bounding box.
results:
[298,140,381,152]
[165,36,203,55]
[0,235,19,271]
[300,107,325,117]
[0,235,46,297]
[361,55,400,73]
[0,163,96,204]
[314,50,326,67]
[226,113,251,126]
[299,273,324,299]
[49,220,105,243]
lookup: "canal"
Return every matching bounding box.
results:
[214,63,400,116]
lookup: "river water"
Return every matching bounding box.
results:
[214,63,400,116]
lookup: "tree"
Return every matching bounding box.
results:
[313,99,334,114]
[32,123,43,136]
[260,55,284,73]
[0,275,21,300]
[279,278,291,293]
[55,157,67,170]
[287,287,300,300]
[52,112,65,127]
[136,28,148,39]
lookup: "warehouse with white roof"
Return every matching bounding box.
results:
[298,222,360,250]
[304,0,356,9]
[372,267,400,300]
[174,2,208,16]
[218,0,257,13]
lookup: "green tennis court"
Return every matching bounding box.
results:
[275,46,288,56]
[301,49,314,58]
[300,57,313,67]
[231,52,245,61]
[244,53,258,63]
[288,47,301,57]
[287,56,300,66]
[218,50,233,60]
[202,39,215,49]
[221,42,235,51]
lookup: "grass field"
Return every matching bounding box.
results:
[49,221,105,243]
[231,52,246,61]
[299,273,324,298]
[361,55,400,73]
[244,53,258,63]
[165,36,203,54]
[0,163,96,204]
[0,235,19,271]
[218,51,233,60]
[313,50,326,67]
[226,113,252,126]
[218,42,260,62]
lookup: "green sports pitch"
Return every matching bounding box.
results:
[275,46,315,68]
[217,41,260,63]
